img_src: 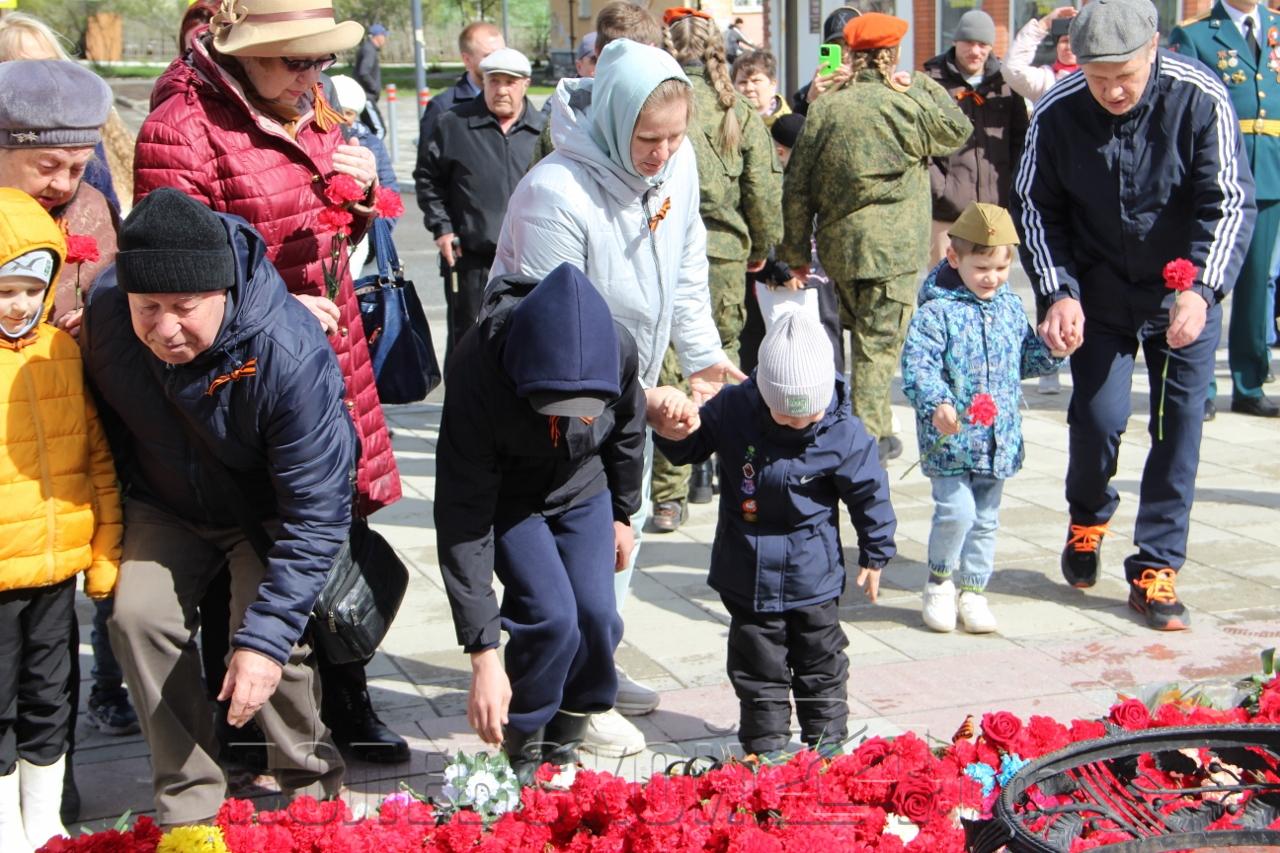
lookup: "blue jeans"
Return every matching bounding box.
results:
[927,473,1004,592]
[90,597,124,693]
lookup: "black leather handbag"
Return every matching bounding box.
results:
[355,218,442,404]
[173,410,408,665]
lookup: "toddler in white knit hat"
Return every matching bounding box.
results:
[653,312,896,758]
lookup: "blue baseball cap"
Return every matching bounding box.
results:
[369,23,388,36]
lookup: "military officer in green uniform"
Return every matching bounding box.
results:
[780,12,971,462]
[648,8,784,532]
[1172,0,1280,418]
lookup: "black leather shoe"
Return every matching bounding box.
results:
[1230,394,1280,417]
[688,460,714,504]
[322,664,410,764]
[503,725,546,785]
[1204,399,1217,422]
[543,710,590,767]
[1061,523,1108,588]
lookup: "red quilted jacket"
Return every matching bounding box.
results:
[134,40,401,515]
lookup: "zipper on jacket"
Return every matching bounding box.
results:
[20,354,59,584]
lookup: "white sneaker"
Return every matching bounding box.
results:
[922,579,957,632]
[580,709,646,758]
[615,669,659,716]
[957,591,998,634]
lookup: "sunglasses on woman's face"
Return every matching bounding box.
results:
[281,54,337,72]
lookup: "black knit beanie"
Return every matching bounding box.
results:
[116,188,237,293]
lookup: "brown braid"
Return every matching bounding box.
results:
[663,14,742,156]
[848,46,899,87]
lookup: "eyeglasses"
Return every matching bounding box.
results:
[281,54,337,72]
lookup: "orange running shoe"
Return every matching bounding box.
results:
[1061,523,1109,588]
[1127,568,1189,631]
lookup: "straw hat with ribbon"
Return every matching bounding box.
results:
[211,0,363,57]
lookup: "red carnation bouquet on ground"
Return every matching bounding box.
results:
[902,392,999,479]
[1158,258,1197,440]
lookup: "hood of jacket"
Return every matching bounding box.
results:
[550,39,690,201]
[917,260,1016,308]
[0,188,65,340]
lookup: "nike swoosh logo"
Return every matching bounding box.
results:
[799,474,819,484]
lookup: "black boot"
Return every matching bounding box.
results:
[543,710,590,767]
[320,661,410,764]
[688,460,714,504]
[502,726,546,785]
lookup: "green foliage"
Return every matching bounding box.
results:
[18,0,181,51]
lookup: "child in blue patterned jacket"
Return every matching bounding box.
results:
[901,203,1065,634]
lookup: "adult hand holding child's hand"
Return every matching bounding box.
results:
[646,387,701,440]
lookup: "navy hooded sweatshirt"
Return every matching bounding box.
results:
[83,212,356,666]
[434,263,647,652]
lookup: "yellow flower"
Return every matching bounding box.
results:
[156,824,230,853]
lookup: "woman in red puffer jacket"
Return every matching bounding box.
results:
[134,0,401,517]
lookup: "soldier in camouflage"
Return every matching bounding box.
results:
[650,8,784,532]
[780,12,970,462]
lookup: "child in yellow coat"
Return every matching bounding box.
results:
[0,188,121,853]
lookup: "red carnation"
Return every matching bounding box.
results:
[65,234,99,265]
[325,173,366,205]
[980,710,1023,753]
[318,206,354,238]
[1108,697,1152,731]
[1162,257,1197,292]
[966,393,998,427]
[374,185,404,219]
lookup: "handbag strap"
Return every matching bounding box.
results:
[369,217,403,281]
[167,401,275,566]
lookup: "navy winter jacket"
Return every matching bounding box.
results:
[655,377,896,613]
[1012,50,1256,315]
[82,213,356,666]
[434,268,647,652]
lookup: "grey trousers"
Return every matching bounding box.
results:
[109,501,343,824]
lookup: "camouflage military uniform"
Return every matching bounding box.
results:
[653,68,784,505]
[530,118,555,168]
[779,70,970,439]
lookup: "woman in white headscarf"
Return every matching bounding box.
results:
[489,37,741,757]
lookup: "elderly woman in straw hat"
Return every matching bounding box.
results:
[134,0,409,765]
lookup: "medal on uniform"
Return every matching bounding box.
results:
[1268,25,1278,47]
[1229,49,1240,68]
[740,477,756,495]
[1234,69,1248,84]
[741,498,757,523]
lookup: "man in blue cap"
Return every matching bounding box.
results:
[353,22,389,132]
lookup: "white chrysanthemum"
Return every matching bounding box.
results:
[465,770,500,805]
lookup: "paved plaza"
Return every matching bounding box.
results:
[71,87,1280,827]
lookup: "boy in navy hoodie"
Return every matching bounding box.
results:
[655,313,896,757]
[434,263,647,780]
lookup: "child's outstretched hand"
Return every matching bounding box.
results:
[932,403,961,436]
[646,386,701,440]
[856,567,881,603]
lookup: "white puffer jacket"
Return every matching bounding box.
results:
[490,76,725,388]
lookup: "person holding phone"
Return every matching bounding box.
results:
[789,6,860,115]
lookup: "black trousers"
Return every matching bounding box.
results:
[721,594,849,755]
[740,275,846,376]
[0,579,76,774]
[442,251,494,371]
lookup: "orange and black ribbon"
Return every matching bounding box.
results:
[957,89,985,106]
[312,82,346,132]
[648,197,672,232]
[206,358,258,396]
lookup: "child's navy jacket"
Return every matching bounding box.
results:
[655,377,896,613]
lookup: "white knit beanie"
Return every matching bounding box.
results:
[756,313,835,417]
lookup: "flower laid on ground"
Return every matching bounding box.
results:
[902,392,1000,479]
[41,663,1280,853]
[1158,257,1198,440]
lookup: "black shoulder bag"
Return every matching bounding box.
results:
[172,410,408,665]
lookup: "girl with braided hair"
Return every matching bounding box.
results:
[648,7,782,534]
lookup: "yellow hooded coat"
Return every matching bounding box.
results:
[0,188,120,597]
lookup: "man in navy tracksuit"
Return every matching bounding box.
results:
[656,314,896,757]
[1012,0,1256,630]
[434,263,646,779]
